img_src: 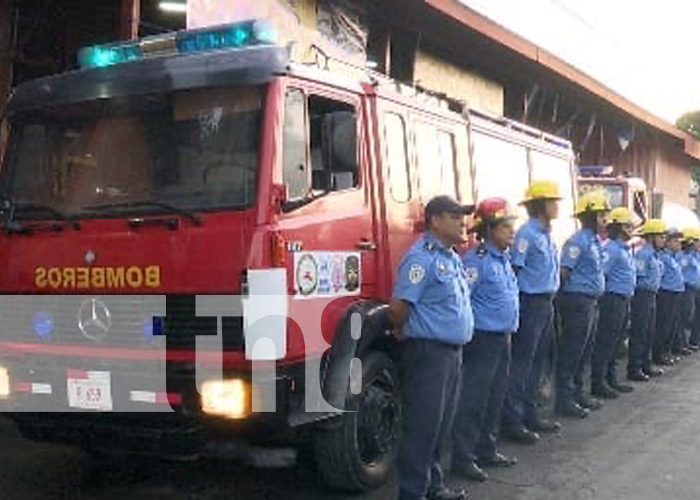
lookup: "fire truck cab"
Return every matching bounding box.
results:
[0,21,576,492]
[578,166,649,221]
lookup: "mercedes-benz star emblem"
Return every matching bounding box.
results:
[84,250,96,264]
[77,298,111,341]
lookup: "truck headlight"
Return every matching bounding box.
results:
[0,367,10,398]
[201,378,250,419]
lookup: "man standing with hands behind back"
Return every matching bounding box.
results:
[389,195,475,500]
[502,180,562,444]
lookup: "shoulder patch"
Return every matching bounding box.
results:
[408,263,426,284]
[568,245,581,259]
[465,267,479,283]
[517,238,529,253]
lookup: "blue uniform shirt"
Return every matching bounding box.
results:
[393,232,474,345]
[659,249,684,292]
[603,238,636,297]
[560,228,605,296]
[511,218,560,294]
[462,243,519,333]
[678,250,700,289]
[634,242,663,292]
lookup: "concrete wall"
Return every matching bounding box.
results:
[413,49,503,115]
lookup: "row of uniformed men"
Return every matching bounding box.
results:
[388,184,700,500]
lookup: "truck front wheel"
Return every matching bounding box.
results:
[314,350,401,492]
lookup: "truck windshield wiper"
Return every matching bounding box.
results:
[83,201,203,226]
[0,199,81,231]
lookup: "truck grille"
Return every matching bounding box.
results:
[0,294,244,350]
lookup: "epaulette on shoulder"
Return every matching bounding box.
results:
[476,243,488,257]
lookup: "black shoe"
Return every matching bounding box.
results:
[501,425,540,445]
[591,382,619,399]
[608,381,634,393]
[643,366,664,377]
[655,357,674,366]
[556,399,590,419]
[628,371,650,382]
[688,344,700,351]
[427,485,469,500]
[453,461,488,482]
[477,452,518,468]
[576,393,603,410]
[525,417,562,434]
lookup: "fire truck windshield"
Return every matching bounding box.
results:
[1,85,262,219]
[580,182,624,208]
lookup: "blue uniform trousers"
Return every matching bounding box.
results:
[502,293,554,428]
[556,292,598,402]
[674,287,696,351]
[653,290,682,361]
[628,290,657,374]
[453,332,511,464]
[398,339,462,500]
[690,289,700,346]
[591,292,630,385]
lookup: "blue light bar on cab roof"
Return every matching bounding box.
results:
[78,19,277,70]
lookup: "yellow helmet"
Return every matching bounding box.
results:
[641,218,666,235]
[574,190,610,216]
[607,207,635,226]
[682,227,700,242]
[522,180,562,204]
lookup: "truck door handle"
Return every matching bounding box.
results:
[356,239,377,250]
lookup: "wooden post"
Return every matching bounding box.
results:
[0,0,12,113]
[120,0,141,40]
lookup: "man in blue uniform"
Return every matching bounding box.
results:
[627,219,666,381]
[555,190,609,418]
[653,228,685,366]
[674,228,700,355]
[686,228,700,350]
[501,180,562,444]
[590,207,637,398]
[390,195,474,500]
[452,197,519,483]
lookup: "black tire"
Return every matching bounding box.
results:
[314,350,401,492]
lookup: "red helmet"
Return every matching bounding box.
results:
[472,197,517,230]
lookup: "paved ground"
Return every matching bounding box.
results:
[2,356,700,499]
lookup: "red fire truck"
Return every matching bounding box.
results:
[0,21,575,491]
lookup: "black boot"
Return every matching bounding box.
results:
[525,417,562,434]
[643,366,664,377]
[452,461,488,482]
[427,485,469,500]
[628,370,650,382]
[501,425,539,445]
[556,398,589,419]
[608,379,634,393]
[591,381,619,399]
[476,452,518,468]
[575,393,603,410]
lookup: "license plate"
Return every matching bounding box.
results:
[66,370,113,411]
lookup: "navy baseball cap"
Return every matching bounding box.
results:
[424,195,476,221]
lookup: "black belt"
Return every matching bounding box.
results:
[520,292,555,300]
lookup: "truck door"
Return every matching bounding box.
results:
[276,81,376,358]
